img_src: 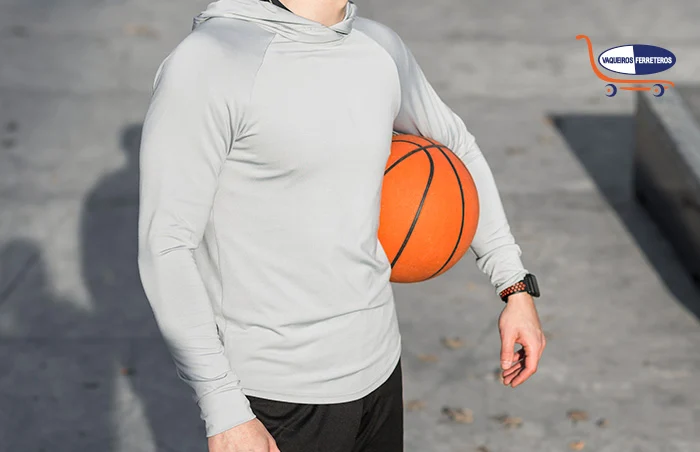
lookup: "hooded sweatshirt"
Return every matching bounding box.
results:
[138,0,527,437]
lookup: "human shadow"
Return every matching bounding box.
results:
[80,124,204,452]
[0,239,116,451]
[551,113,700,319]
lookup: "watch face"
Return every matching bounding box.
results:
[525,274,540,297]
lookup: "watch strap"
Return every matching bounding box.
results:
[499,281,528,301]
[499,273,540,302]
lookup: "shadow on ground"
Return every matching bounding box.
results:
[0,124,203,452]
[552,113,700,320]
[80,123,203,451]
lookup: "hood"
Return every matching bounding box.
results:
[193,0,357,44]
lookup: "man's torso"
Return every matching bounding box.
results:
[183,16,404,402]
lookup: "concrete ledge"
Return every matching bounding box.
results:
[634,86,700,281]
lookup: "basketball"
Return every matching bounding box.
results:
[378,134,480,283]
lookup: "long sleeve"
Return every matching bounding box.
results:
[137,38,254,437]
[356,19,528,294]
[392,46,527,293]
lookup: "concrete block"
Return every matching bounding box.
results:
[634,86,700,281]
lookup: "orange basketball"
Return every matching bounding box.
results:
[378,134,479,283]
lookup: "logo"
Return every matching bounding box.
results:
[576,35,675,97]
[598,45,676,75]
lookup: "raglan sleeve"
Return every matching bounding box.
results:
[137,44,255,437]
[388,33,528,295]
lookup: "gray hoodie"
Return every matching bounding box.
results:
[138,0,527,437]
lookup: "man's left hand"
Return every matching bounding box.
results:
[498,292,546,388]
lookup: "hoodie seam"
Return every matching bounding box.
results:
[242,33,276,135]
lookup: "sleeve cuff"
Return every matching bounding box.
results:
[475,244,528,295]
[198,385,256,437]
[495,268,529,295]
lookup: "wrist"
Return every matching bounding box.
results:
[503,291,534,306]
[498,273,540,303]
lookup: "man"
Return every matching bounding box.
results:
[137,0,546,451]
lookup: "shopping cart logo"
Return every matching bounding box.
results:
[576,35,675,97]
[599,44,675,75]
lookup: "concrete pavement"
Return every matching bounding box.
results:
[1,0,699,451]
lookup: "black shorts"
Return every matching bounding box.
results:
[248,359,404,452]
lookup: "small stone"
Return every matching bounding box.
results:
[567,409,589,423]
[404,400,425,411]
[442,406,474,424]
[2,138,15,149]
[441,337,464,350]
[569,440,585,450]
[417,354,439,363]
[120,367,135,376]
[503,416,523,428]
[476,446,490,452]
[492,414,523,428]
[6,121,18,133]
[82,381,99,390]
[596,418,609,428]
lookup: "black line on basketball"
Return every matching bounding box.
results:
[423,138,467,279]
[390,148,434,268]
[385,141,445,175]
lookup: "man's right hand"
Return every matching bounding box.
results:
[208,418,280,452]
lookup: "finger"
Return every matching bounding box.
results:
[510,338,541,388]
[500,331,517,370]
[513,347,526,362]
[269,437,281,452]
[504,369,521,386]
[503,368,522,386]
[501,349,525,376]
[503,361,524,378]
[504,353,527,385]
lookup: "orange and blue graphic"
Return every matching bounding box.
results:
[576,35,675,97]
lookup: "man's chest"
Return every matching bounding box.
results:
[232,35,401,174]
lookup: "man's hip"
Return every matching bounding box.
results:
[247,358,404,452]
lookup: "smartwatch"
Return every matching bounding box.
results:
[499,273,540,302]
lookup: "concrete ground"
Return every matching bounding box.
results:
[1,0,699,451]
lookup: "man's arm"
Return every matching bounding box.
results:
[387,32,546,387]
[356,20,527,293]
[356,20,545,387]
[392,66,528,292]
[137,40,254,437]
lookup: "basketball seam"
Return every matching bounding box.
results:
[390,148,434,268]
[384,141,445,175]
[387,136,469,279]
[423,137,467,279]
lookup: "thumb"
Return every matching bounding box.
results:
[500,331,516,370]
